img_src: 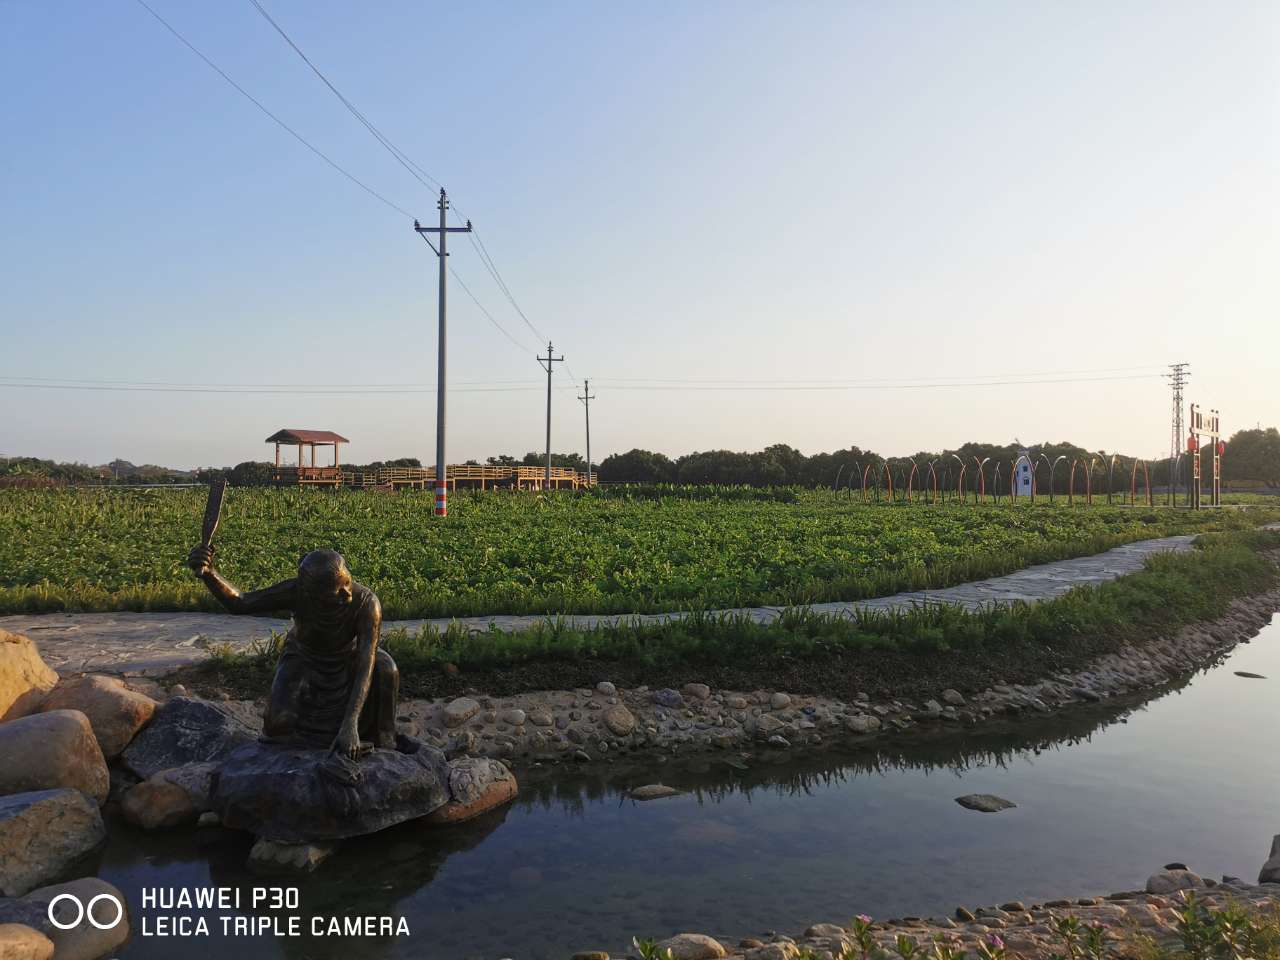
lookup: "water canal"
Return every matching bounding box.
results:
[98,615,1280,959]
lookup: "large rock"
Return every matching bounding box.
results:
[40,676,155,759]
[212,735,452,842]
[0,790,105,897]
[955,794,1016,813]
[602,704,636,737]
[0,924,54,960]
[0,712,108,805]
[121,697,255,779]
[1145,869,1204,894]
[424,758,518,825]
[22,877,129,960]
[1259,834,1280,883]
[120,761,218,831]
[655,933,726,960]
[0,632,58,723]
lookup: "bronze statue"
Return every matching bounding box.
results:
[187,544,399,759]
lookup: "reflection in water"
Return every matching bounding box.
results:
[101,618,1279,960]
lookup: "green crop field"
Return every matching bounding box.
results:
[0,487,1275,619]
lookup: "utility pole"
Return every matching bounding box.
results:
[414,190,472,517]
[1165,362,1190,505]
[537,341,565,489]
[578,378,596,487]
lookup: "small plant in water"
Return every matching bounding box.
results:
[632,938,674,960]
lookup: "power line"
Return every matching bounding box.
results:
[0,371,1164,395]
[245,0,556,355]
[132,0,415,220]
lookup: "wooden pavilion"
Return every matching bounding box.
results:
[267,429,348,485]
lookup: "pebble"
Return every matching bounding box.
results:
[770,692,792,710]
[595,681,617,696]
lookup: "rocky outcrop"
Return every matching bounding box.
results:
[39,676,155,759]
[0,632,58,723]
[22,877,130,960]
[212,735,452,842]
[0,790,105,897]
[1258,834,1280,883]
[0,711,108,805]
[121,697,255,779]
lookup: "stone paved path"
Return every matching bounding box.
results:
[0,535,1197,677]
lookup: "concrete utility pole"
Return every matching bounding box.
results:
[414,190,472,517]
[537,341,565,489]
[1165,362,1190,505]
[578,378,596,487]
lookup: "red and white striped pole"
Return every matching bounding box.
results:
[434,481,448,517]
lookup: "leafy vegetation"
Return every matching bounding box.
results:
[1,487,1275,618]
[180,530,1278,700]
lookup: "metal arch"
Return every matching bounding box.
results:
[1048,455,1066,504]
[1130,458,1152,506]
[882,460,895,502]
[992,461,1005,503]
[926,460,940,504]
[972,456,990,503]
[861,462,873,503]
[1068,458,1087,505]
[905,458,920,504]
[1086,456,1101,505]
[834,463,845,492]
[950,454,967,504]
[1107,454,1121,505]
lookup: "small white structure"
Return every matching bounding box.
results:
[1014,446,1034,496]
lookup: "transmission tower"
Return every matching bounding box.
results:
[1165,362,1190,501]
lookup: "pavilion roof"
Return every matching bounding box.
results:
[265,429,350,445]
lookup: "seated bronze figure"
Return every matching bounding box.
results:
[187,545,399,758]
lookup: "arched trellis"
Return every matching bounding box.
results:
[1038,454,1067,504]
[972,456,990,504]
[1088,456,1103,505]
[992,461,1005,503]
[1068,458,1093,505]
[833,463,845,492]
[1106,454,1121,505]
[905,458,921,503]
[1130,458,1153,506]
[951,454,967,504]
[925,460,941,504]
[1012,454,1036,504]
[861,460,893,503]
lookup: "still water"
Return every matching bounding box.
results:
[98,616,1280,960]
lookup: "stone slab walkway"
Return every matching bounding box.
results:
[0,535,1197,677]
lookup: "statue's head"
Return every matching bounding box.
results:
[297,549,353,607]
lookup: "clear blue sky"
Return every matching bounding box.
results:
[2,1,1275,469]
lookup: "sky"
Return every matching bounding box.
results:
[1,1,1277,469]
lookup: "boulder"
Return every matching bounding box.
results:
[0,790,105,897]
[39,676,155,759]
[121,697,255,780]
[120,780,198,831]
[602,705,636,737]
[655,933,726,960]
[1145,870,1204,894]
[425,758,518,825]
[769,693,792,710]
[845,714,881,734]
[954,794,1016,813]
[681,683,711,701]
[212,735,451,841]
[21,877,129,960]
[0,899,50,934]
[442,697,480,728]
[0,712,108,805]
[0,924,53,960]
[1259,834,1280,883]
[0,632,58,723]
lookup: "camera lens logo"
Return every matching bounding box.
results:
[47,892,125,931]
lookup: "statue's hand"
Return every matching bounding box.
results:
[187,544,215,577]
[331,723,361,760]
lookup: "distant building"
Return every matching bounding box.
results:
[1015,446,1034,496]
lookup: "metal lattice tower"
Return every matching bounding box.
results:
[1165,362,1190,497]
